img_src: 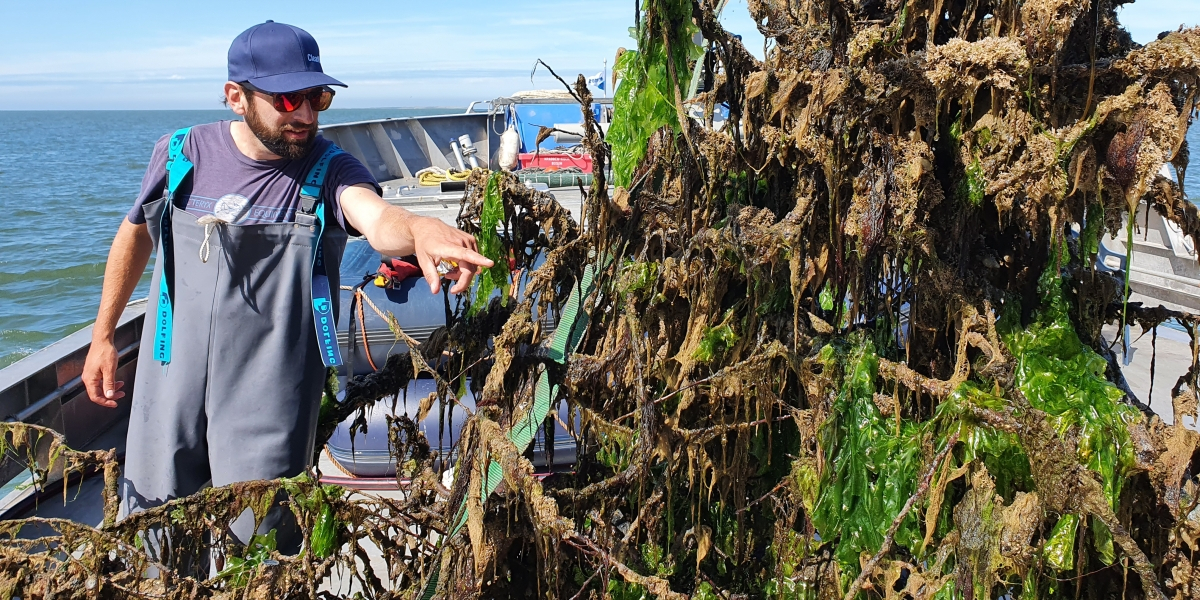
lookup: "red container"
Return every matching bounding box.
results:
[517,152,593,173]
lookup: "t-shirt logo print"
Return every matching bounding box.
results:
[212,194,250,224]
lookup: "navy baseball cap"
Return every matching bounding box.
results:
[228,21,346,93]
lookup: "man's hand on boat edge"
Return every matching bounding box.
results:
[83,341,125,408]
[84,219,151,408]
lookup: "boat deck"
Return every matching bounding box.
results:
[1104,321,1198,427]
[3,419,128,535]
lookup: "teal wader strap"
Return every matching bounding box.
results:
[302,144,345,368]
[151,127,194,365]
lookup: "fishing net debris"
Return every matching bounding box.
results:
[5,0,1200,597]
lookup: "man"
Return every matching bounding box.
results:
[80,21,492,546]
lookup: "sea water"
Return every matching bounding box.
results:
[1,114,1199,369]
[0,109,454,367]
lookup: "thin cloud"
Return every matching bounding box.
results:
[0,41,230,80]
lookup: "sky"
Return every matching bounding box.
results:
[0,0,1194,110]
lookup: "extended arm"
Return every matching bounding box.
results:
[83,219,153,407]
[340,184,493,294]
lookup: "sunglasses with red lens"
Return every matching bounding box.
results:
[242,83,335,112]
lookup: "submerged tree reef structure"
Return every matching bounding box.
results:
[5,0,1200,597]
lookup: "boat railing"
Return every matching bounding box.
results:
[465,100,492,113]
[318,112,501,183]
[0,300,145,490]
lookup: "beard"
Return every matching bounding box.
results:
[244,100,318,160]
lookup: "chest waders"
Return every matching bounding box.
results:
[120,127,348,559]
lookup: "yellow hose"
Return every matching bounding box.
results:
[415,166,482,187]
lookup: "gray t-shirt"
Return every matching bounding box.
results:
[128,121,378,233]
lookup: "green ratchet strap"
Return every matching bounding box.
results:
[420,256,606,599]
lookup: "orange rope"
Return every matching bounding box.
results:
[323,446,361,478]
[355,289,378,371]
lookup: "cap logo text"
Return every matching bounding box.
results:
[308,54,320,63]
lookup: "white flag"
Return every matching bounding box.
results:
[587,72,606,91]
